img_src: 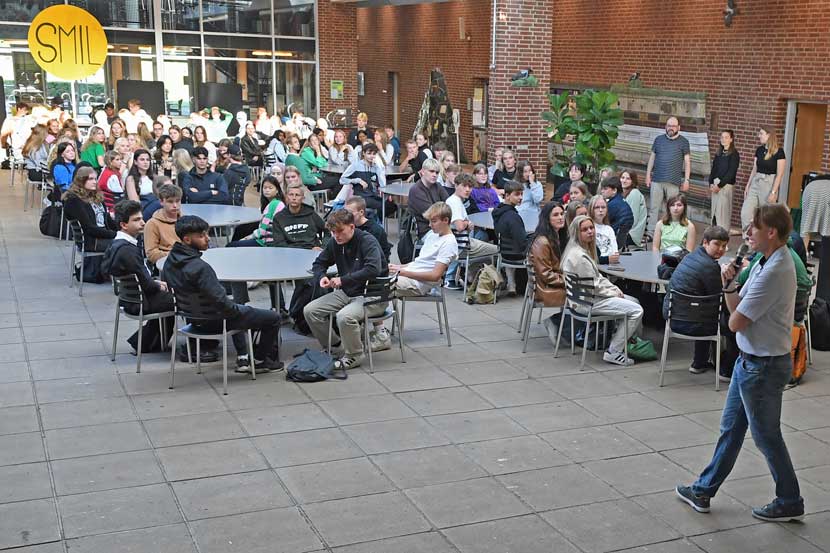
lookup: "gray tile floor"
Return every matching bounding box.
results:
[1,175,829,552]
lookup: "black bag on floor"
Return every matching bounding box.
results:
[396,210,416,264]
[74,255,108,283]
[39,204,65,238]
[286,349,346,382]
[809,297,830,351]
[288,279,330,335]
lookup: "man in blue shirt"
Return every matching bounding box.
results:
[646,116,691,232]
[676,204,803,523]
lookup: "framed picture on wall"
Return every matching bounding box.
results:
[357,72,365,96]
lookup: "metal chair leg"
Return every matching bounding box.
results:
[78,254,85,297]
[658,324,671,387]
[395,311,405,363]
[111,305,120,361]
[436,301,443,335]
[248,329,257,381]
[442,293,451,347]
[169,329,178,389]
[136,312,144,374]
[364,312,373,374]
[579,313,592,370]
[69,246,76,288]
[196,339,202,374]
[553,308,565,358]
[221,328,228,395]
[714,334,721,392]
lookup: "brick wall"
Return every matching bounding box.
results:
[355,0,491,160]
[551,0,830,223]
[487,0,553,172]
[318,1,359,120]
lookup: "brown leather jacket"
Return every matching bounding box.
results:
[529,235,566,307]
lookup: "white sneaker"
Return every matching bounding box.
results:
[335,354,364,370]
[603,350,635,366]
[542,317,559,346]
[370,328,392,352]
[247,281,261,290]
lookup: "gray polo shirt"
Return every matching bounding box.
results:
[736,245,796,356]
[651,134,690,185]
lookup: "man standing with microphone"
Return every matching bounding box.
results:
[676,204,803,522]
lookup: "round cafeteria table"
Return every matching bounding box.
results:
[321,163,413,181]
[380,180,414,229]
[467,210,538,234]
[181,204,262,229]
[598,250,667,285]
[157,246,320,283]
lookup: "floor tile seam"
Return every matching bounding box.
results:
[394,389,498,417]
[110,363,204,553]
[613,415,716,452]
[805,428,830,446]
[60,522,187,547]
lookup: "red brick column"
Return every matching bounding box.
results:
[487,0,553,171]
[317,0,359,121]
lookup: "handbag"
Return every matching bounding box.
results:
[626,336,658,361]
[285,349,346,382]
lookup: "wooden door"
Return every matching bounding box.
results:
[788,102,827,208]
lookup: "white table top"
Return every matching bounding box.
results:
[468,210,538,234]
[598,249,733,285]
[181,204,262,228]
[158,247,320,282]
[322,164,412,178]
[381,181,413,197]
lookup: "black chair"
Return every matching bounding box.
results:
[397,271,452,350]
[496,233,527,304]
[67,220,105,297]
[659,290,723,391]
[169,288,256,395]
[519,262,564,353]
[327,276,404,373]
[555,272,631,369]
[615,223,632,253]
[453,230,498,297]
[111,274,175,373]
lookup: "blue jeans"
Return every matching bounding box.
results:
[692,353,802,509]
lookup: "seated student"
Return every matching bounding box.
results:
[600,176,634,247]
[169,125,194,154]
[565,200,589,228]
[270,182,326,249]
[528,202,569,345]
[653,194,697,252]
[493,179,530,296]
[179,146,230,204]
[662,225,730,375]
[144,183,182,264]
[304,209,387,370]
[141,175,174,222]
[63,166,118,252]
[340,142,392,216]
[344,197,392,261]
[125,149,157,208]
[436,151,457,188]
[51,141,77,192]
[471,163,500,211]
[562,215,643,366]
[98,150,125,215]
[621,170,647,247]
[385,126,401,164]
[399,139,429,182]
[565,181,591,205]
[228,176,286,248]
[390,201,458,295]
[162,215,282,372]
[223,144,251,206]
[408,158,449,238]
[284,133,334,192]
[589,195,620,262]
[102,200,174,354]
[444,173,499,289]
[491,149,518,190]
[440,163,462,196]
[553,163,586,203]
[516,161,544,217]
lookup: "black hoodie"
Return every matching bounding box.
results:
[161,242,238,318]
[270,204,326,249]
[102,237,166,311]
[493,202,528,260]
[311,228,386,297]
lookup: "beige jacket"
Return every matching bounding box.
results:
[560,245,620,300]
[144,210,180,264]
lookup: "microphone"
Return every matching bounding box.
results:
[725,244,749,287]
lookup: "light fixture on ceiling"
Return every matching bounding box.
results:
[252,50,294,57]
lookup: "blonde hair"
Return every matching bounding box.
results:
[107,119,126,147]
[760,125,780,160]
[172,149,193,174]
[423,201,452,222]
[81,125,104,153]
[588,195,609,225]
[566,215,597,262]
[438,150,456,181]
[22,124,47,157]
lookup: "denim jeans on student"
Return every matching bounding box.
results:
[692,352,802,509]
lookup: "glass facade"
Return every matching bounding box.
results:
[0,0,317,123]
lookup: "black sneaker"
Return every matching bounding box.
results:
[718,372,732,383]
[689,362,715,374]
[751,501,804,522]
[177,346,219,363]
[675,485,710,513]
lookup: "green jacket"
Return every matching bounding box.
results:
[285,153,320,186]
[300,147,328,170]
[737,241,811,297]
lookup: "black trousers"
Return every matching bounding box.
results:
[195,305,280,360]
[125,290,174,352]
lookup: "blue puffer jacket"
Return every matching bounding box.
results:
[606,193,634,234]
[662,246,722,320]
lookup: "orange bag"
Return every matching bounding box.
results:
[790,324,807,385]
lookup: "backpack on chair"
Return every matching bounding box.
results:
[396,209,416,264]
[465,264,502,304]
[790,324,808,386]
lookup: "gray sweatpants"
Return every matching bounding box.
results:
[304,289,387,356]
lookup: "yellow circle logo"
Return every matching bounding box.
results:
[28,5,108,80]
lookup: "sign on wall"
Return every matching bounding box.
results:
[28,5,108,81]
[330,80,344,100]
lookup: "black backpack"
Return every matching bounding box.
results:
[809,297,830,351]
[396,209,416,264]
[286,349,346,382]
[289,279,330,335]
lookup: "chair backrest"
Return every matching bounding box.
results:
[667,290,722,324]
[564,271,599,308]
[453,230,471,254]
[497,232,525,261]
[363,276,396,307]
[171,287,224,322]
[525,260,537,284]
[111,274,144,306]
[67,219,84,250]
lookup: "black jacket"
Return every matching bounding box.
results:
[102,238,169,312]
[240,135,263,164]
[270,204,326,249]
[662,245,722,320]
[709,149,740,187]
[179,168,230,204]
[606,193,634,234]
[358,220,392,260]
[161,242,238,318]
[311,228,386,297]
[63,194,117,248]
[408,179,449,237]
[223,163,250,206]
[493,202,528,260]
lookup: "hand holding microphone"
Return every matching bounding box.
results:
[723,244,749,289]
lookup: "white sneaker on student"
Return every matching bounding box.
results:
[335,354,364,370]
[603,350,635,366]
[370,328,392,352]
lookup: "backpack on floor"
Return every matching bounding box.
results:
[285,349,346,382]
[790,324,808,386]
[808,297,830,351]
[465,264,502,304]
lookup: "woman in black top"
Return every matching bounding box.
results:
[492,148,517,190]
[553,162,586,202]
[240,121,263,167]
[709,130,740,228]
[63,166,117,252]
[740,125,785,232]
